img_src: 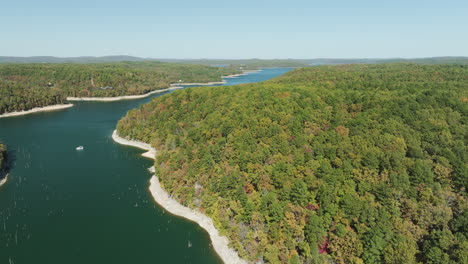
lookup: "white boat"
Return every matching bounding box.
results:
[76,146,84,151]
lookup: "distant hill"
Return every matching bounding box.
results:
[378,56,468,64]
[2,56,467,65]
[300,57,468,65]
[0,55,153,64]
[0,56,308,68]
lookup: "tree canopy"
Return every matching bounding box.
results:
[118,63,467,263]
[0,61,240,114]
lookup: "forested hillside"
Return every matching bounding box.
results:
[0,62,239,114]
[159,59,308,69]
[117,64,468,264]
[300,57,468,65]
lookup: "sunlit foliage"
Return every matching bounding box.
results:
[117,64,468,263]
[0,62,240,114]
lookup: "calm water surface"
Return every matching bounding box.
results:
[0,68,292,264]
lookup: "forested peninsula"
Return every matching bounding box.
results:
[117,64,468,264]
[0,62,240,114]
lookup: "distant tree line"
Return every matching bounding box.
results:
[0,61,240,114]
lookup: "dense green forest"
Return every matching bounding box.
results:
[117,64,468,264]
[159,59,309,69]
[0,62,240,114]
[299,57,468,65]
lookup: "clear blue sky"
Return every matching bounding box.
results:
[1,0,467,59]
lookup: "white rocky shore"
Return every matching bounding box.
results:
[111,130,156,159]
[0,174,8,187]
[67,86,183,102]
[160,70,261,86]
[67,70,260,102]
[0,104,74,119]
[223,70,261,78]
[111,130,247,264]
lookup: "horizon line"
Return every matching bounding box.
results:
[1,55,468,60]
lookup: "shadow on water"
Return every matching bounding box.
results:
[0,147,15,180]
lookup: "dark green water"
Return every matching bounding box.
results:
[0,68,292,264]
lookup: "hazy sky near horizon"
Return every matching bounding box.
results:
[1,0,467,59]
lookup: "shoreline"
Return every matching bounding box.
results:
[67,70,260,102]
[172,70,260,85]
[222,69,261,79]
[0,104,74,119]
[66,86,183,102]
[111,130,247,264]
[173,81,226,86]
[111,130,156,159]
[0,174,8,187]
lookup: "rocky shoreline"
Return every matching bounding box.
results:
[0,104,74,119]
[111,130,247,264]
